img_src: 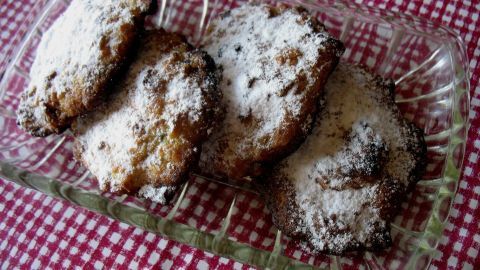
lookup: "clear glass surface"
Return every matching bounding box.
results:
[0,0,470,269]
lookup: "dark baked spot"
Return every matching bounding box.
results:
[234,44,242,53]
[247,77,256,88]
[98,141,106,150]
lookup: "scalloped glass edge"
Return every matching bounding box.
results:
[0,0,471,269]
[0,161,314,269]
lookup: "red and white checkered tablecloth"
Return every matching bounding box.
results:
[0,0,479,269]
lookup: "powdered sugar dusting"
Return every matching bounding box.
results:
[18,0,150,133]
[138,185,177,205]
[276,63,423,253]
[199,3,340,178]
[299,186,382,251]
[132,67,207,131]
[164,76,206,129]
[74,31,218,203]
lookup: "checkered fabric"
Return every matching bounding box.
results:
[0,0,479,269]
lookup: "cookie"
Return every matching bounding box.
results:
[17,0,154,136]
[261,63,427,254]
[72,30,222,204]
[198,3,344,181]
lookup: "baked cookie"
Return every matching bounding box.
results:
[17,0,154,136]
[198,3,344,181]
[72,30,222,204]
[261,63,426,254]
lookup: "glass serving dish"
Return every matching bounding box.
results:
[0,0,470,269]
